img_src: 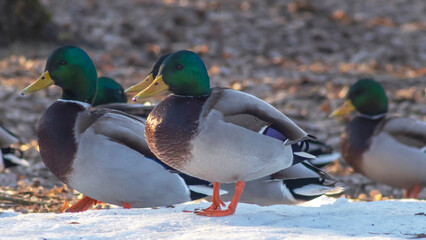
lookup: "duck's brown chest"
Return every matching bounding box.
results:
[37,101,85,183]
[145,95,207,169]
[340,117,382,172]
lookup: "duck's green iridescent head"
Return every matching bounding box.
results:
[22,45,98,103]
[332,79,388,117]
[93,77,127,106]
[131,50,210,100]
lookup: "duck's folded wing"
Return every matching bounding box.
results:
[211,88,308,141]
[381,117,426,148]
[76,108,155,158]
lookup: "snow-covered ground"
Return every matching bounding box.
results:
[0,197,424,240]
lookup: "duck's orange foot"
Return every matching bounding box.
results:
[205,182,226,211]
[66,196,99,213]
[195,181,245,217]
[204,199,226,211]
[122,202,131,209]
[195,206,236,217]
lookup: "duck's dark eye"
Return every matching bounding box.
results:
[59,60,67,65]
[175,64,184,71]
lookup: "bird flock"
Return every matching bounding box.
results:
[1,45,424,217]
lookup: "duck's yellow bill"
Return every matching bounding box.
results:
[125,74,155,94]
[21,71,54,95]
[132,75,169,102]
[330,100,355,117]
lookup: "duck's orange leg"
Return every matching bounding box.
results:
[66,196,99,212]
[404,188,411,198]
[411,184,422,199]
[205,182,226,211]
[196,181,245,217]
[405,185,422,198]
[122,202,131,209]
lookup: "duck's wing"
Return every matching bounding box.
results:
[75,107,156,159]
[379,116,426,148]
[207,88,308,142]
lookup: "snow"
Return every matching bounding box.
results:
[0,197,425,240]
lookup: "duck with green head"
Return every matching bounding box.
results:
[21,46,216,212]
[331,79,426,198]
[93,77,127,106]
[128,53,343,207]
[129,50,324,216]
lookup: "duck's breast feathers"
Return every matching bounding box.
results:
[145,95,208,169]
[37,100,89,183]
[204,88,308,141]
[378,116,426,148]
[340,116,383,172]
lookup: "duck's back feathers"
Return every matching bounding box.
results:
[379,117,426,148]
[207,88,308,142]
[79,107,156,159]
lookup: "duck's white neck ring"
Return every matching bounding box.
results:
[57,99,91,109]
[356,112,386,120]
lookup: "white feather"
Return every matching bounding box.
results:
[2,154,30,167]
[294,152,316,159]
[293,184,344,196]
[309,152,341,165]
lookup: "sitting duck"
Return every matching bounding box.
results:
[331,79,426,198]
[21,46,213,212]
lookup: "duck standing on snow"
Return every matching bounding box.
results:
[127,53,342,206]
[129,50,332,216]
[21,46,216,212]
[331,79,426,198]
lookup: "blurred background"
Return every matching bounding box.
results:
[0,0,425,213]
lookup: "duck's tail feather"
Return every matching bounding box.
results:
[284,178,344,201]
[269,161,343,202]
[307,152,341,168]
[260,126,317,166]
[304,139,339,168]
[1,147,29,168]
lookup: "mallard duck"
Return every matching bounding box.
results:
[92,77,127,106]
[21,45,216,212]
[101,72,343,206]
[129,50,326,216]
[0,126,30,171]
[331,78,426,198]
